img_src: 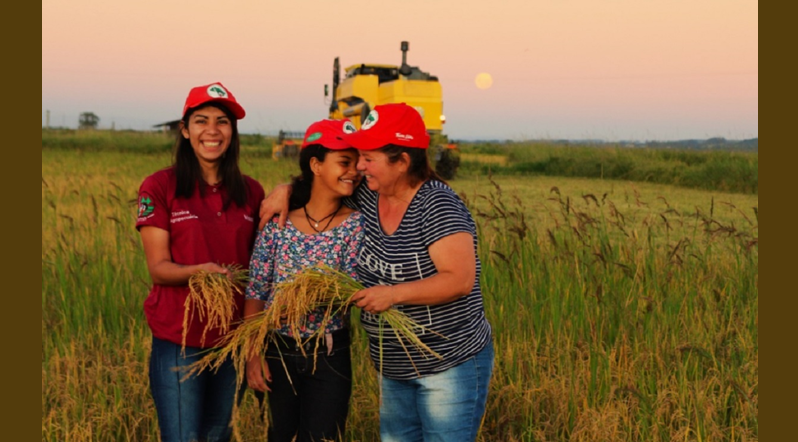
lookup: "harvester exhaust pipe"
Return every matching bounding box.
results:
[400,41,411,76]
[329,57,340,114]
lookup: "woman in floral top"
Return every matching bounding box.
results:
[244,119,363,442]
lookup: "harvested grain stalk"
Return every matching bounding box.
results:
[268,264,444,362]
[182,264,248,351]
[183,263,446,435]
[186,263,444,384]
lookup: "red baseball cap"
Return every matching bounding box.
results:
[344,103,430,150]
[301,119,357,150]
[182,82,246,120]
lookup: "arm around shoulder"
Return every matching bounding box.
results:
[258,183,292,230]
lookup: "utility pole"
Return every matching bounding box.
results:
[45,110,50,129]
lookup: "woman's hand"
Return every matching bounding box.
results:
[246,355,272,393]
[258,184,292,230]
[198,262,230,277]
[352,285,397,314]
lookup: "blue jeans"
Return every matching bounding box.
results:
[149,336,238,442]
[379,340,495,442]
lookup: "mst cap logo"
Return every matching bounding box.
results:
[361,110,379,130]
[206,84,229,98]
[342,121,356,134]
[138,196,154,218]
[306,132,322,143]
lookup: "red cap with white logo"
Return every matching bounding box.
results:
[343,103,430,150]
[301,119,357,150]
[182,82,246,120]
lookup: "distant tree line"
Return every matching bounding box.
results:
[79,112,100,130]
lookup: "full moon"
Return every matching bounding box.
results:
[475,73,493,89]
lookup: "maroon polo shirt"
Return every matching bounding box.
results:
[136,167,265,348]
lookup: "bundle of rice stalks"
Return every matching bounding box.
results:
[186,263,444,383]
[180,312,274,440]
[268,264,444,363]
[183,308,272,385]
[182,264,248,351]
[261,264,360,353]
[183,263,446,436]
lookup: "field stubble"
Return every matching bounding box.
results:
[42,146,757,441]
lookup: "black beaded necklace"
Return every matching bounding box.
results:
[304,202,343,233]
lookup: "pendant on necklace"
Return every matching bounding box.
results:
[304,203,342,233]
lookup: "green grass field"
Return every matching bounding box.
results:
[42,131,758,441]
[456,141,757,195]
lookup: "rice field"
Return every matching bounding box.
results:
[460,153,509,166]
[42,139,758,441]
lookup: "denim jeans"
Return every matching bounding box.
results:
[260,330,352,442]
[379,340,494,442]
[149,336,238,442]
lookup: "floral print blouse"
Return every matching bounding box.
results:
[245,212,364,339]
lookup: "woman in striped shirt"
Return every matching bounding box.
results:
[346,104,493,442]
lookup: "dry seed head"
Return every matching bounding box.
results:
[186,263,445,384]
[182,264,247,351]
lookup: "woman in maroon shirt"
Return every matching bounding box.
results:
[136,82,264,442]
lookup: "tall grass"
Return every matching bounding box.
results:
[458,142,758,194]
[42,140,757,441]
[467,176,757,440]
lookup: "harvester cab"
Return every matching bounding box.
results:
[325,41,446,133]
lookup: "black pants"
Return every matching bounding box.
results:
[258,330,352,442]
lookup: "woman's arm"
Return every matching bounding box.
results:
[244,224,278,392]
[352,232,476,314]
[258,184,292,230]
[244,298,271,392]
[257,182,363,230]
[139,226,229,285]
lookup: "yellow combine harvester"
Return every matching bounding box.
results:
[325,41,445,133]
[271,130,305,160]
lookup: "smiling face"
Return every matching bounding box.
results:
[181,105,233,167]
[311,149,361,197]
[356,149,407,194]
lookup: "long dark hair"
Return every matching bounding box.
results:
[173,102,248,209]
[378,144,446,187]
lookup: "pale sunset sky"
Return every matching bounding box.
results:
[42,0,758,141]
